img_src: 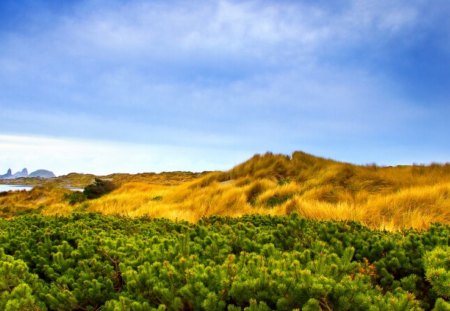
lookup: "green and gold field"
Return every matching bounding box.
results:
[1,151,450,310]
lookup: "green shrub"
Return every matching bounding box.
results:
[83,178,116,199]
[0,214,448,309]
[424,246,450,299]
[64,191,87,205]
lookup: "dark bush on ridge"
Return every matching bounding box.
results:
[83,178,116,199]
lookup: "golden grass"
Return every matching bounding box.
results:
[269,183,450,230]
[83,179,450,230]
[41,203,73,216]
[0,186,70,216]
[363,183,450,229]
[88,183,170,216]
[282,197,365,222]
[2,151,450,230]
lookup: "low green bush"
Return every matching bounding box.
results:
[0,214,448,310]
[424,246,450,300]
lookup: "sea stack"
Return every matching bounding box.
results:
[0,169,12,179]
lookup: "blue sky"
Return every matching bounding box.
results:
[0,0,449,175]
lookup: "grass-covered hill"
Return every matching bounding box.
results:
[0,171,203,188]
[1,151,450,230]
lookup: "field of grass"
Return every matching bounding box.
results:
[1,151,450,230]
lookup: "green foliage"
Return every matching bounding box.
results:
[64,191,87,205]
[424,246,450,301]
[83,178,116,199]
[0,249,45,310]
[0,214,448,310]
[277,178,291,186]
[265,194,292,207]
[433,298,450,311]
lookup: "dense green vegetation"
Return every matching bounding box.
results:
[0,213,449,310]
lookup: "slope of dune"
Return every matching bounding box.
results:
[1,151,449,230]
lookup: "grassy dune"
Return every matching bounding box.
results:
[2,151,450,230]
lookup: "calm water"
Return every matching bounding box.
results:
[0,184,84,192]
[0,184,83,192]
[0,184,34,192]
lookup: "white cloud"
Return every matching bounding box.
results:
[0,134,251,175]
[40,0,422,62]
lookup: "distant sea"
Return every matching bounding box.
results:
[0,184,33,192]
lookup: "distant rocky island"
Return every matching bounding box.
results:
[0,168,56,179]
